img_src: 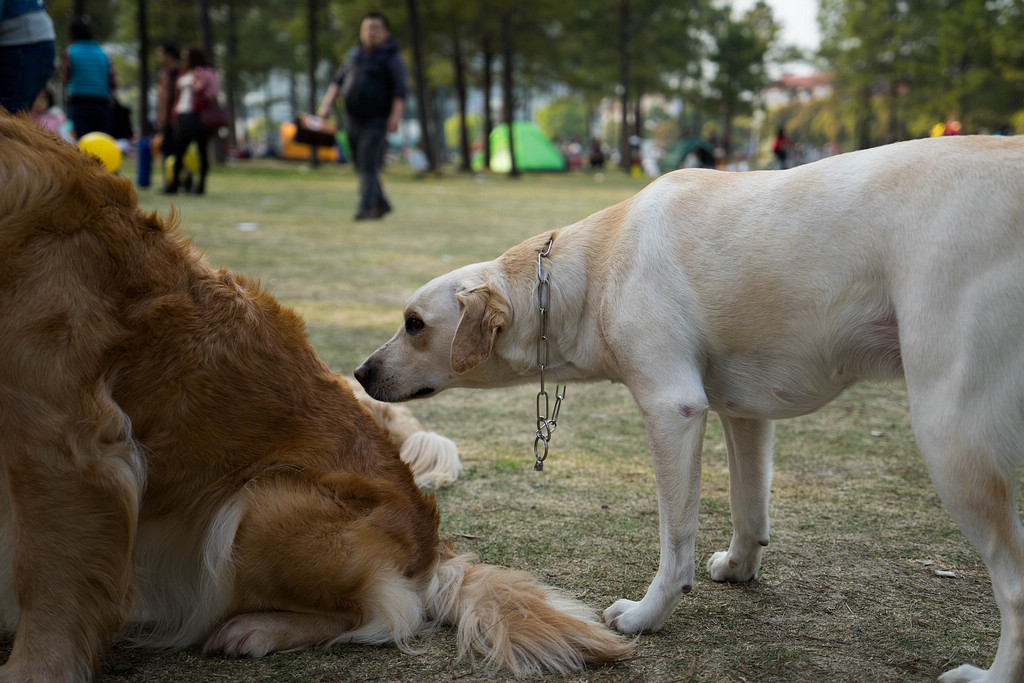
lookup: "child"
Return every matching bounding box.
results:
[29,88,72,141]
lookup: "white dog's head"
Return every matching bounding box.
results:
[355,262,515,402]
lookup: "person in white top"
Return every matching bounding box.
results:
[165,45,218,195]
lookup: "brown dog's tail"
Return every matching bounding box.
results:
[425,551,633,676]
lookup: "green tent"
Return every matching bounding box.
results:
[658,137,716,173]
[472,121,567,173]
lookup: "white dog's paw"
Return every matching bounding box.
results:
[603,598,667,634]
[937,665,991,683]
[706,550,760,583]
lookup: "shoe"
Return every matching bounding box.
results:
[162,185,178,195]
[353,208,381,220]
[377,201,392,216]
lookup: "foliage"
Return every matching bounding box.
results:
[819,0,1024,147]
[536,95,588,144]
[60,0,1024,167]
[703,0,778,157]
[70,0,756,166]
[444,112,483,150]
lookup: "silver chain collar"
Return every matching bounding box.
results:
[533,235,566,471]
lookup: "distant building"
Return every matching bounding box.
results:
[763,73,832,109]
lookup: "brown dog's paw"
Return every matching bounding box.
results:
[204,614,280,657]
[204,611,351,657]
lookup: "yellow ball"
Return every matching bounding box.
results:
[78,132,122,173]
[183,142,201,173]
[164,144,202,177]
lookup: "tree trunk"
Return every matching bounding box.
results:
[307,0,319,167]
[199,0,213,58]
[501,12,518,178]
[617,0,630,171]
[197,0,222,163]
[406,0,438,172]
[482,40,494,170]
[136,0,150,135]
[886,81,899,144]
[226,0,239,149]
[453,36,471,172]
[288,71,298,116]
[723,102,735,164]
[855,84,872,150]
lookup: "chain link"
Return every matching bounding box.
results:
[533,236,566,471]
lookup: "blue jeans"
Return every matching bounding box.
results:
[0,40,55,114]
[348,118,389,212]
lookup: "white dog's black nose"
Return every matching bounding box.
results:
[354,363,371,386]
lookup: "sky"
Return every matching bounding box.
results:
[734,0,822,51]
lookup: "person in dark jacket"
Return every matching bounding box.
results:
[317,12,407,220]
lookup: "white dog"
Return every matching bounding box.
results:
[356,135,1024,682]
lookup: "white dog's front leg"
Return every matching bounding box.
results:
[604,398,707,634]
[707,415,774,583]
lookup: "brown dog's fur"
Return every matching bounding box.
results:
[0,111,631,681]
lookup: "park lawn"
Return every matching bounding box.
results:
[8,159,1018,681]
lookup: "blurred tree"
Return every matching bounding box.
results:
[136,0,149,134]
[706,0,778,161]
[72,0,1024,170]
[405,0,439,171]
[537,95,587,143]
[557,0,711,169]
[821,0,1024,147]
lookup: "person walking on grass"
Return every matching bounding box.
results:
[166,45,218,196]
[62,18,115,138]
[317,12,407,221]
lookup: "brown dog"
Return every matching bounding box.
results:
[0,111,631,681]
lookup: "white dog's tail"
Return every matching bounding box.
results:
[346,378,463,488]
[398,430,462,489]
[424,551,633,676]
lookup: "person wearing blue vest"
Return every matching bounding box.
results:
[62,17,113,137]
[0,0,56,114]
[317,12,407,221]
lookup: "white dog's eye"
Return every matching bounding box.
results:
[405,316,425,334]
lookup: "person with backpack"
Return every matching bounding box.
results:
[165,45,218,196]
[317,12,407,221]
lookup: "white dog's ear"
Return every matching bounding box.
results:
[451,286,508,374]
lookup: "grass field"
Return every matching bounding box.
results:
[9,159,1020,681]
